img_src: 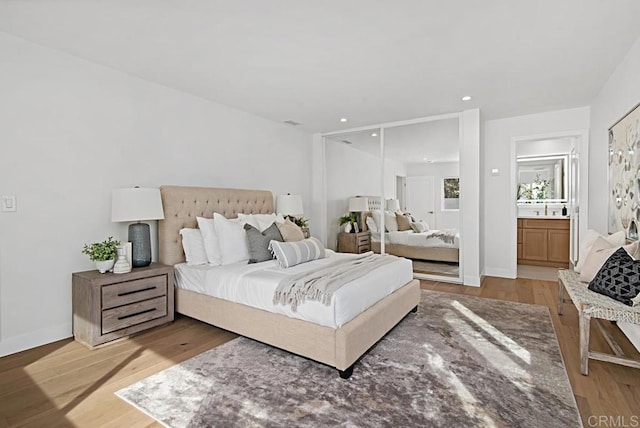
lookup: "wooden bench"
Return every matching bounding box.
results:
[557,269,640,375]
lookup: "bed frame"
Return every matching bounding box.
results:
[158,185,420,378]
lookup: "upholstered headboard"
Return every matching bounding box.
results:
[158,185,274,266]
[360,196,383,212]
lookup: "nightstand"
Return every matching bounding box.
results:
[72,263,174,348]
[337,231,371,254]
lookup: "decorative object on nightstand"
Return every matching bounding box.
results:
[82,236,120,273]
[113,244,132,274]
[276,193,310,237]
[72,263,174,347]
[338,231,371,254]
[348,196,369,233]
[112,187,165,268]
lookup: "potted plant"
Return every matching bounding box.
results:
[338,213,357,233]
[82,236,120,273]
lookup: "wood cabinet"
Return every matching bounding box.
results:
[338,231,371,254]
[517,218,569,268]
[72,263,174,347]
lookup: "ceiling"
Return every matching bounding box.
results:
[327,118,460,164]
[1,1,639,133]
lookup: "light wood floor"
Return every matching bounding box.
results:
[0,277,639,427]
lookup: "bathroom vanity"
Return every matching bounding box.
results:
[517,217,570,268]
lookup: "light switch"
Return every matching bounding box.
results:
[491,168,500,176]
[2,195,16,212]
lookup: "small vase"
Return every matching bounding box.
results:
[343,222,352,233]
[113,245,132,274]
[95,259,115,274]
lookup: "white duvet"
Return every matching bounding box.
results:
[370,229,460,249]
[174,250,413,329]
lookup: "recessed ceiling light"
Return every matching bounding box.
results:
[340,118,348,123]
[371,132,378,137]
[423,157,428,161]
[461,96,472,101]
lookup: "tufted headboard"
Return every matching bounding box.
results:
[158,185,274,265]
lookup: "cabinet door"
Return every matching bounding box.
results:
[522,229,548,260]
[547,229,570,263]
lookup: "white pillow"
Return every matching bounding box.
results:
[366,216,378,233]
[371,211,382,231]
[575,230,625,273]
[179,228,209,266]
[579,239,640,283]
[214,213,249,265]
[196,216,222,265]
[237,213,285,231]
[384,210,399,232]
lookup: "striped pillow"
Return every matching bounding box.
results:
[269,237,326,268]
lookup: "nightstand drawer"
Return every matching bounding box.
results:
[102,296,167,334]
[102,275,167,309]
[357,235,370,245]
[357,246,370,253]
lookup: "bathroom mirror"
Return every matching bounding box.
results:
[517,154,568,203]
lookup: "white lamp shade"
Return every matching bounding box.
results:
[386,199,400,212]
[276,194,303,216]
[348,197,369,212]
[111,187,165,222]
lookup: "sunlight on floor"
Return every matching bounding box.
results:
[451,300,531,364]
[422,343,498,428]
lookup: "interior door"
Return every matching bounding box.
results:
[569,146,579,266]
[406,176,435,227]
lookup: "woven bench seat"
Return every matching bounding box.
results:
[558,269,640,375]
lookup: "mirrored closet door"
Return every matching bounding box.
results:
[323,115,462,283]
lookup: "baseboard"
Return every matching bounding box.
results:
[0,322,72,357]
[463,275,482,287]
[483,267,517,279]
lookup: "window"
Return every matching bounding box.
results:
[442,177,460,211]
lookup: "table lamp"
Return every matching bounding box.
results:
[111,187,165,267]
[386,199,401,212]
[348,196,369,233]
[276,193,304,218]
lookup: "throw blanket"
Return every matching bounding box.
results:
[428,230,457,245]
[273,252,398,312]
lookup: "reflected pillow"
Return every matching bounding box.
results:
[384,211,399,232]
[396,213,412,231]
[366,216,378,233]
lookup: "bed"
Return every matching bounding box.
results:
[360,201,459,263]
[158,185,420,378]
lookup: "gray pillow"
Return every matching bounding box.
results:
[269,237,326,268]
[244,223,284,264]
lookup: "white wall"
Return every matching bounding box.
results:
[0,33,312,356]
[325,140,405,250]
[405,162,460,229]
[483,107,590,278]
[590,35,640,234]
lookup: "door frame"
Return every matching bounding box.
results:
[509,129,589,278]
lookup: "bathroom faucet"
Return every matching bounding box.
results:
[534,210,540,216]
[544,204,548,216]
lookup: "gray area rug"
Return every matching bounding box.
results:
[116,291,581,427]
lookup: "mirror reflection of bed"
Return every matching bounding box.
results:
[361,199,460,278]
[324,117,461,281]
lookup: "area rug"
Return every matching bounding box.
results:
[116,291,582,427]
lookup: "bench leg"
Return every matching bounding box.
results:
[557,280,565,315]
[579,312,591,375]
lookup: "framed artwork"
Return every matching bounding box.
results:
[608,102,640,240]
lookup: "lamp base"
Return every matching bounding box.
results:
[128,222,151,268]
